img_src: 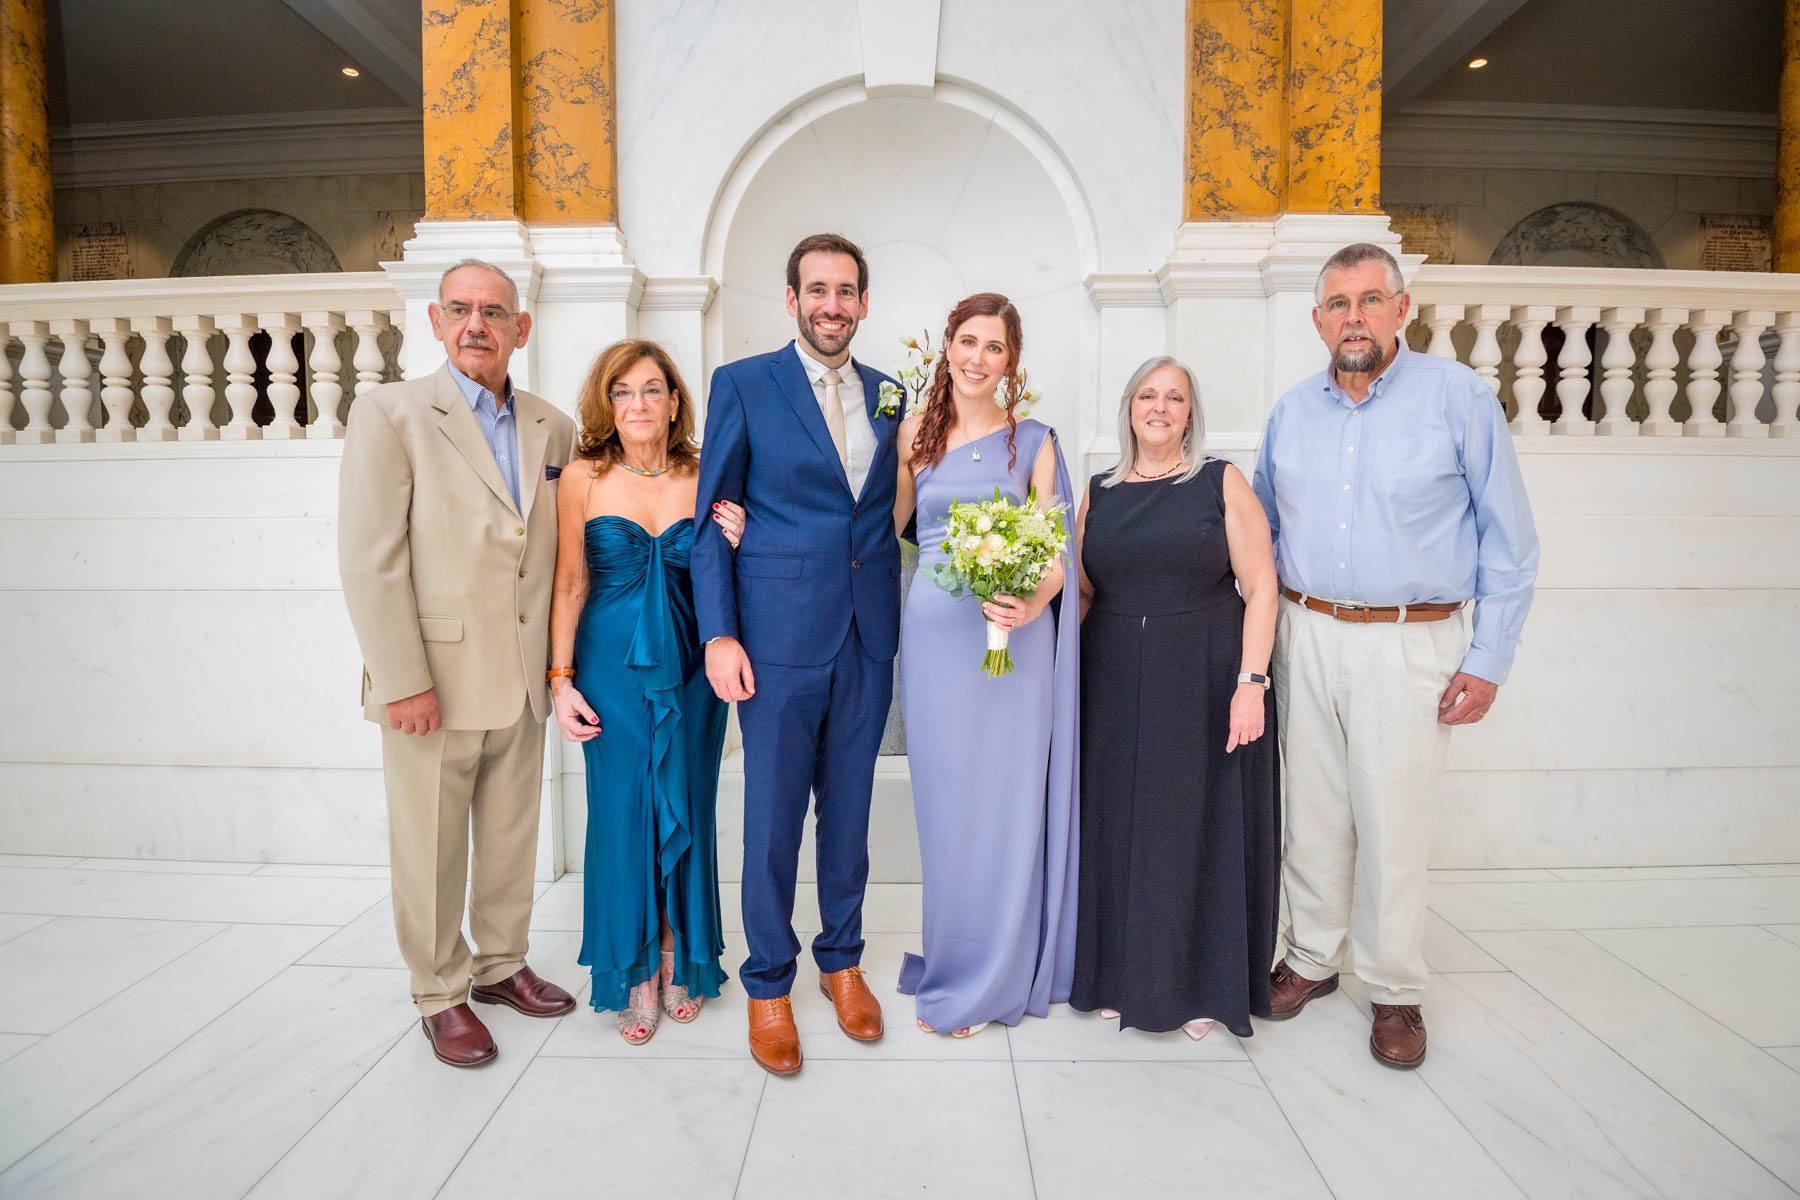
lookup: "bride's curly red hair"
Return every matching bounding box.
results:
[909,293,1024,473]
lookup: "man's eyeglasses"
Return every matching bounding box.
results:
[440,301,516,323]
[1320,291,1397,319]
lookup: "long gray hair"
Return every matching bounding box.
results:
[1100,356,1208,488]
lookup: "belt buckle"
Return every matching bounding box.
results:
[1328,599,1367,619]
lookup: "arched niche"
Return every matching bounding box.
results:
[1490,202,1664,269]
[172,209,343,277]
[703,83,1095,442]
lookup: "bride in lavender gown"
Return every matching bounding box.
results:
[891,293,1080,1037]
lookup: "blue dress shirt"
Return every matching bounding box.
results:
[1251,341,1540,684]
[447,362,521,511]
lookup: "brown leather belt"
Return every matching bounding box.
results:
[1280,586,1463,624]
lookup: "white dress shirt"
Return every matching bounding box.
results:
[794,341,876,497]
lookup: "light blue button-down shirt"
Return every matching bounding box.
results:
[1251,341,1540,684]
[447,362,520,512]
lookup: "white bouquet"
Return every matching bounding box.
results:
[922,488,1069,677]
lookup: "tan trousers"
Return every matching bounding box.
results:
[1273,596,1468,1005]
[380,698,545,1016]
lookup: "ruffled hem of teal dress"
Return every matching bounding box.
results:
[581,939,728,1013]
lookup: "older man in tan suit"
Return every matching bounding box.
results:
[339,258,577,1067]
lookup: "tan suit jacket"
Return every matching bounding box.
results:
[339,364,575,730]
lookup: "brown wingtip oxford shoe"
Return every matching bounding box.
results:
[421,1002,498,1068]
[470,964,576,1017]
[1267,961,1339,1019]
[747,996,803,1076]
[819,966,884,1042]
[1370,1003,1427,1069]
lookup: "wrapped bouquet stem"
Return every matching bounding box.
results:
[922,487,1069,677]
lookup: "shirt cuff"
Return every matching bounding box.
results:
[1458,646,1512,687]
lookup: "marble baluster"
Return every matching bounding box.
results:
[1772,312,1800,438]
[90,317,137,444]
[50,319,95,443]
[259,311,302,438]
[1594,307,1643,436]
[1419,303,1463,360]
[14,321,54,443]
[215,313,261,441]
[303,311,347,438]
[1551,305,1598,435]
[133,317,177,442]
[1468,304,1507,407]
[1509,305,1553,435]
[347,310,391,400]
[174,316,218,441]
[1725,310,1773,438]
[1682,309,1727,437]
[0,322,14,445]
[1640,307,1686,437]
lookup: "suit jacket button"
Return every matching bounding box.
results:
[852,559,861,570]
[518,614,528,624]
[514,525,525,536]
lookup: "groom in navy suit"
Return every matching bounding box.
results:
[693,234,902,1076]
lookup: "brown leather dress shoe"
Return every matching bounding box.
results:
[471,964,576,1017]
[1370,1003,1427,1068]
[421,1003,497,1068]
[1267,961,1339,1019]
[819,966,884,1041]
[747,996,802,1076]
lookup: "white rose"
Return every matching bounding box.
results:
[983,533,1006,555]
[962,535,984,553]
[975,515,993,533]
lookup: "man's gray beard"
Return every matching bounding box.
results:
[1333,344,1382,374]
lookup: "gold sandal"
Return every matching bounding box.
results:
[660,949,701,1023]
[617,977,660,1045]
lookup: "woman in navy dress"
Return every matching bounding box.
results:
[548,340,729,1045]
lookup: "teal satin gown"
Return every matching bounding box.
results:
[575,515,729,1010]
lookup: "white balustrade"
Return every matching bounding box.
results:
[303,311,347,438]
[1407,265,1800,440]
[91,317,136,444]
[259,311,303,439]
[1594,306,1643,436]
[1509,305,1553,436]
[1774,313,1800,439]
[1726,310,1772,439]
[1551,305,1598,436]
[16,322,55,444]
[0,272,403,450]
[134,317,176,442]
[50,320,95,444]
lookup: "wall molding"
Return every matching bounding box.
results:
[1384,102,1777,178]
[53,108,423,189]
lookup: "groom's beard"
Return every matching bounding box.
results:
[799,312,856,360]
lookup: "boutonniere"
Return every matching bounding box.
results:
[875,380,904,418]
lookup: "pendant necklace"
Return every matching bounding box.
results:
[618,459,671,477]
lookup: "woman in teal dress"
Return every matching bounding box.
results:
[549,339,729,1045]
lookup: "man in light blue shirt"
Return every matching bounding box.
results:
[1251,242,1538,1069]
[447,360,521,511]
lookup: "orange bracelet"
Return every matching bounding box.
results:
[547,667,575,681]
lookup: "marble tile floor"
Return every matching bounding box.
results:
[0,857,1796,1198]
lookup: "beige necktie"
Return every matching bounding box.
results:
[820,369,849,470]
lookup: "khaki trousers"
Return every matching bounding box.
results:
[1273,596,1468,1005]
[380,697,545,1016]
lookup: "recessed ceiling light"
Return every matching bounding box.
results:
[1467,57,1489,69]
[341,66,362,78]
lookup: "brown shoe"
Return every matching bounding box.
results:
[818,966,884,1042]
[1370,1003,1427,1068]
[421,1003,497,1068]
[747,996,802,1076]
[1267,961,1339,1019]
[471,964,576,1017]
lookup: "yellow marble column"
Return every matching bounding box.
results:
[0,0,53,283]
[1284,0,1383,214]
[422,0,522,220]
[1185,0,1288,220]
[517,0,616,224]
[1776,0,1800,270]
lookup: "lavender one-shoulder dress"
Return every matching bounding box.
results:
[897,418,1081,1031]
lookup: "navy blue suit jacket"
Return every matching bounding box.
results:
[693,342,902,667]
